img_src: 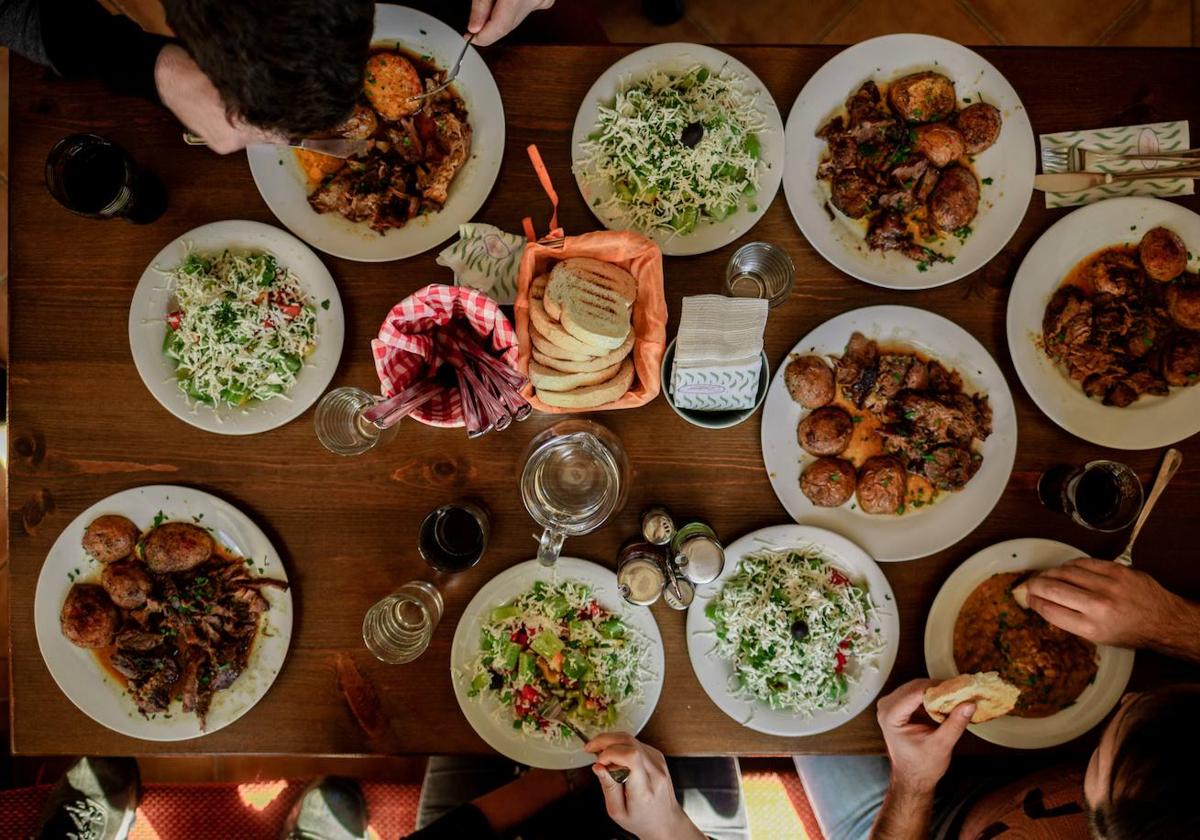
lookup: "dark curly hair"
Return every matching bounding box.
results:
[162,0,374,137]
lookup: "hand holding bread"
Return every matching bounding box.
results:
[922,672,1020,724]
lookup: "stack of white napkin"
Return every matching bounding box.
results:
[671,295,768,411]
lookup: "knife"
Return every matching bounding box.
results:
[1036,166,1200,193]
[183,132,370,159]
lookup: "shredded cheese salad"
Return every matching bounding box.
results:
[575,64,768,237]
[161,249,319,407]
[468,580,650,743]
[704,545,884,714]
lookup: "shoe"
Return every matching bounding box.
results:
[36,757,139,840]
[281,777,369,840]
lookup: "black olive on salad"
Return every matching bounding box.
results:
[791,619,810,641]
[681,121,704,148]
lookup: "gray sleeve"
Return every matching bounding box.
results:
[0,0,51,66]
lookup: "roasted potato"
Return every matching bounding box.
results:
[912,123,966,168]
[1139,226,1188,282]
[101,561,154,610]
[82,514,140,564]
[143,522,214,574]
[954,102,1002,155]
[888,72,956,123]
[1167,278,1200,330]
[60,584,119,649]
[364,52,422,121]
[797,406,854,456]
[785,356,835,408]
[800,457,857,507]
[929,166,980,231]
[857,456,906,515]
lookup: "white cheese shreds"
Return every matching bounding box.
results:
[466,579,652,744]
[704,545,883,715]
[161,249,318,408]
[574,64,768,237]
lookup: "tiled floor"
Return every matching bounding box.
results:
[3,0,1199,791]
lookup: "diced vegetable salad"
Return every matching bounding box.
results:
[161,249,318,407]
[575,64,767,236]
[705,546,883,714]
[468,580,648,742]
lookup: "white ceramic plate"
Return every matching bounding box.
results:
[1007,196,1200,449]
[129,220,344,436]
[246,5,505,262]
[761,305,1017,562]
[450,557,665,769]
[34,485,292,742]
[571,43,785,256]
[686,524,898,737]
[783,34,1035,289]
[924,538,1134,749]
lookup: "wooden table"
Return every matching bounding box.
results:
[9,46,1200,757]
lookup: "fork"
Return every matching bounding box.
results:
[1041,144,1200,172]
[408,34,475,104]
[536,697,630,784]
[1114,448,1183,566]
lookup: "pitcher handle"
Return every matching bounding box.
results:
[536,528,566,567]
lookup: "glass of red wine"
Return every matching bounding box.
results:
[418,501,490,573]
[1038,460,1144,532]
[45,133,167,224]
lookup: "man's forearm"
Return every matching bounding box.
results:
[870,781,935,840]
[1154,595,1200,664]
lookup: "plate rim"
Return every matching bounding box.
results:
[685,523,899,737]
[127,219,344,436]
[570,41,785,257]
[1006,195,1200,450]
[782,32,1036,290]
[922,537,1134,749]
[759,304,1018,562]
[33,484,293,742]
[246,3,506,263]
[449,556,666,769]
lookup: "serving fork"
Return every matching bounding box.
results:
[1114,448,1183,567]
[408,33,476,104]
[536,697,630,784]
[1041,144,1200,173]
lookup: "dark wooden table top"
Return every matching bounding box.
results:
[9,45,1200,757]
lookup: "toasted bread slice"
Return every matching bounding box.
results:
[530,359,624,392]
[533,334,634,373]
[924,672,1020,724]
[536,358,635,409]
[545,258,637,321]
[560,297,630,351]
[530,325,596,362]
[529,296,607,357]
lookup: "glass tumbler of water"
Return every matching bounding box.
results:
[362,581,444,664]
[724,242,795,308]
[315,386,398,456]
[520,420,629,567]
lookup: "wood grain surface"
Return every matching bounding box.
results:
[8,46,1200,756]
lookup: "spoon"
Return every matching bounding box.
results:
[1114,448,1182,566]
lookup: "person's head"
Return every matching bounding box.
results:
[162,0,374,137]
[1084,684,1200,839]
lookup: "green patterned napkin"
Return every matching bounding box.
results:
[437,223,524,304]
[1039,121,1193,208]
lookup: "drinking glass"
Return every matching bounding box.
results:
[314,386,398,455]
[419,501,490,573]
[45,133,167,223]
[724,242,794,308]
[1038,460,1144,532]
[519,420,629,566]
[362,582,444,664]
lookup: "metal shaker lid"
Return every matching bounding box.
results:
[676,536,725,584]
[641,507,675,546]
[617,556,665,606]
[662,576,695,610]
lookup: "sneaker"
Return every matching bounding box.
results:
[36,757,139,840]
[281,777,369,840]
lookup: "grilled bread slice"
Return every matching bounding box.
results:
[545,258,638,321]
[532,333,635,373]
[923,672,1020,724]
[529,275,608,356]
[536,358,635,409]
[530,359,625,392]
[531,325,597,362]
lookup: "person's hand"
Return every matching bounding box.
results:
[154,45,284,154]
[1024,557,1184,649]
[877,679,974,795]
[468,0,556,47]
[585,732,705,840]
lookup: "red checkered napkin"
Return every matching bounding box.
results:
[371,284,519,428]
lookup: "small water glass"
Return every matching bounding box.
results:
[315,386,398,456]
[362,582,444,664]
[724,242,795,308]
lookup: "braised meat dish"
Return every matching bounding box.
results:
[297,47,471,233]
[816,72,1000,266]
[954,572,1098,718]
[61,514,287,727]
[1041,227,1200,407]
[786,331,992,514]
